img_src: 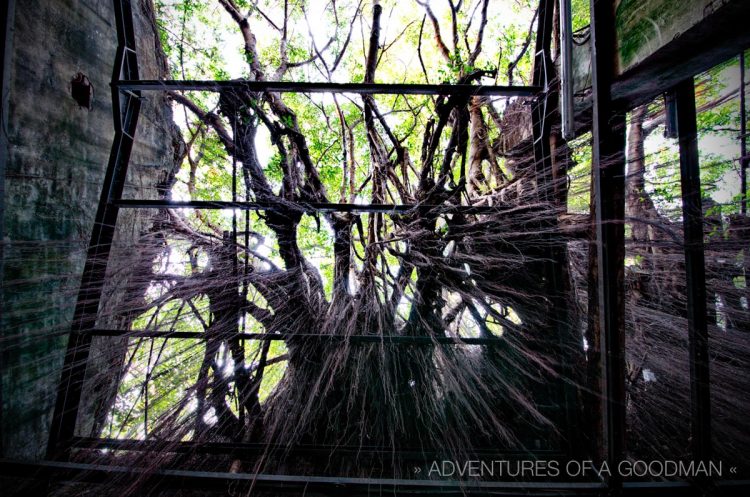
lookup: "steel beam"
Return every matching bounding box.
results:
[84,329,512,346]
[70,437,561,459]
[114,198,530,215]
[2,459,749,496]
[672,78,712,464]
[0,459,607,495]
[589,0,627,488]
[531,0,580,460]
[559,0,575,141]
[741,52,747,215]
[114,79,541,97]
[0,0,16,460]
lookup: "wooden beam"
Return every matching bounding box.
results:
[531,0,582,459]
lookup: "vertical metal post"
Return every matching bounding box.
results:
[47,0,141,459]
[532,0,555,183]
[532,0,580,456]
[741,52,747,215]
[559,0,575,141]
[0,0,16,459]
[589,0,627,486]
[673,78,712,465]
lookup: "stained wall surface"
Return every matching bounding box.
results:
[1,0,176,459]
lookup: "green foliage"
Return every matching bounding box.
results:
[569,56,746,218]
[567,132,592,214]
[105,337,204,439]
[570,0,590,32]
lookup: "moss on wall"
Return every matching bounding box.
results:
[615,0,710,73]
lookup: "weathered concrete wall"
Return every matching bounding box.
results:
[570,0,741,113]
[615,0,712,74]
[1,0,176,459]
[503,0,747,153]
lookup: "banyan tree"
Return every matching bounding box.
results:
[3,0,750,495]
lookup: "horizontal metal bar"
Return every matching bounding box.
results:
[84,329,508,345]
[113,199,502,214]
[71,437,560,459]
[114,79,541,97]
[3,459,746,495]
[0,459,605,495]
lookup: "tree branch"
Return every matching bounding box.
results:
[217,0,265,80]
[468,0,489,65]
[416,0,452,62]
[507,8,538,86]
[168,91,235,155]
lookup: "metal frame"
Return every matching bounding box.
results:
[116,79,541,96]
[114,198,535,215]
[589,0,627,489]
[672,78,712,465]
[83,329,515,345]
[44,0,547,467]
[69,436,563,459]
[3,459,750,496]
[0,0,16,460]
[3,459,609,496]
[741,52,747,215]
